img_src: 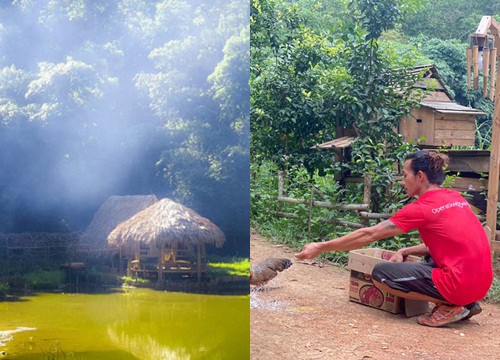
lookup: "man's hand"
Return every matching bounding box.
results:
[294,242,323,260]
[389,250,405,262]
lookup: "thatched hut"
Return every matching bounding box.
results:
[107,198,225,281]
[82,195,159,250]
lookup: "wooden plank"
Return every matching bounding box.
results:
[434,119,475,131]
[447,156,490,173]
[399,116,413,143]
[490,48,497,101]
[483,48,490,98]
[473,45,479,90]
[467,47,473,90]
[475,16,492,35]
[434,113,476,121]
[485,56,500,243]
[434,129,475,141]
[418,107,435,145]
[449,177,488,192]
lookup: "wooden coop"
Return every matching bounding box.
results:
[107,198,225,282]
[398,65,485,147]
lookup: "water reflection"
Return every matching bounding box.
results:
[0,289,249,359]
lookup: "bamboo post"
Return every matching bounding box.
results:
[362,173,372,227]
[202,243,206,272]
[119,247,123,275]
[467,46,473,90]
[490,48,497,101]
[158,241,164,283]
[277,171,284,213]
[308,186,314,233]
[473,45,479,90]
[483,48,490,97]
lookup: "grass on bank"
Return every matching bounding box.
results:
[206,257,250,278]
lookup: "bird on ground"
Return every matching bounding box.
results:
[250,258,292,286]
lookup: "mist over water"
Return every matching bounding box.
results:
[0,0,249,255]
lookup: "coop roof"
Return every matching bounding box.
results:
[408,64,453,99]
[107,198,225,249]
[420,101,486,115]
[82,195,159,247]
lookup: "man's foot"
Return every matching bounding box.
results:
[462,302,482,320]
[417,304,469,327]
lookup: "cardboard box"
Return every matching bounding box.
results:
[348,248,429,316]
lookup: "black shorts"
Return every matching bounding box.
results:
[371,257,445,301]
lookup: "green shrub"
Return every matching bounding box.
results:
[23,270,65,290]
[0,282,8,297]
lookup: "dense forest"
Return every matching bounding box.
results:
[251,0,499,167]
[0,0,249,256]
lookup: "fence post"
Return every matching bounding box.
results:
[277,171,285,214]
[308,186,314,233]
[362,173,373,227]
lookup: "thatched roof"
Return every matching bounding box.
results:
[107,198,225,249]
[82,195,159,247]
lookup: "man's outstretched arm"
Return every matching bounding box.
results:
[294,220,404,260]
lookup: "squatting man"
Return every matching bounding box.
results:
[295,150,493,327]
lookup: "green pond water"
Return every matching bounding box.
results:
[0,288,249,359]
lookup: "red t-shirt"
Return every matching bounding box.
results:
[389,188,493,305]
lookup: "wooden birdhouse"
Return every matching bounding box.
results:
[398,65,485,147]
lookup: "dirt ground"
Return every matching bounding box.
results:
[250,230,500,360]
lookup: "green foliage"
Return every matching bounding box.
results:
[402,1,500,40]
[23,270,65,290]
[251,0,423,179]
[251,0,343,171]
[348,136,418,213]
[0,282,8,297]
[0,0,250,255]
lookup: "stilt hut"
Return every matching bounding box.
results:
[81,195,159,272]
[82,195,159,250]
[107,198,225,282]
